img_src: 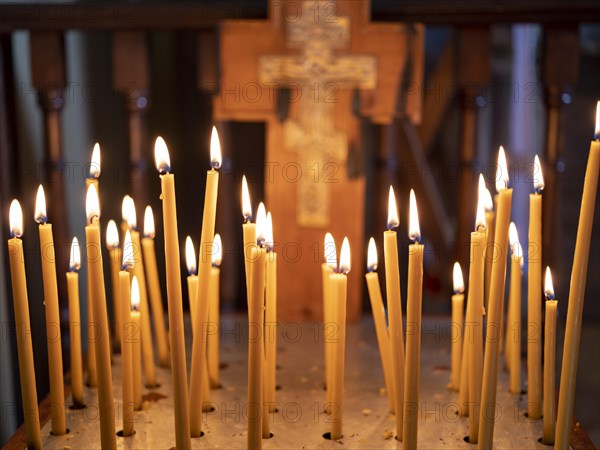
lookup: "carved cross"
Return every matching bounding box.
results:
[214,0,422,321]
[259,1,376,226]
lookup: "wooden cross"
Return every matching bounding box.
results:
[259,2,376,227]
[214,0,422,321]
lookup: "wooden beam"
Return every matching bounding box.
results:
[112,31,150,211]
[416,39,457,155]
[1,1,599,31]
[541,26,580,268]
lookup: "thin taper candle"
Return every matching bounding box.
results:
[555,104,600,449]
[528,155,544,418]
[478,147,513,449]
[119,242,135,436]
[330,237,350,440]
[365,238,395,413]
[402,190,424,449]
[7,200,42,450]
[85,185,117,449]
[35,185,66,435]
[190,126,221,437]
[468,188,487,444]
[67,237,85,408]
[142,205,170,367]
[384,186,405,439]
[450,262,465,391]
[154,137,191,449]
[543,267,557,445]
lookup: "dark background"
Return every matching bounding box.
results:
[0,1,599,446]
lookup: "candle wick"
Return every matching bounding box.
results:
[36,215,48,225]
[210,161,221,170]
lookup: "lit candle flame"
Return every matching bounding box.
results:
[241,175,252,222]
[476,174,487,231]
[185,236,197,275]
[69,237,81,272]
[154,136,171,174]
[324,232,337,270]
[453,262,464,294]
[123,195,137,230]
[265,212,274,252]
[367,237,377,272]
[131,275,140,312]
[595,100,600,140]
[89,143,101,179]
[387,186,399,230]
[34,184,47,224]
[508,222,523,261]
[212,233,223,267]
[143,206,155,239]
[496,146,509,192]
[483,187,494,212]
[121,195,132,223]
[106,220,120,249]
[210,126,222,169]
[339,237,351,275]
[408,189,420,243]
[86,184,100,224]
[9,199,23,238]
[256,202,267,246]
[533,154,545,193]
[544,266,555,300]
[122,229,134,270]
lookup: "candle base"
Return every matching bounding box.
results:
[14,315,588,450]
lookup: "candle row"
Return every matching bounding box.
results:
[445,102,599,450]
[239,178,278,449]
[360,187,424,446]
[5,102,598,450]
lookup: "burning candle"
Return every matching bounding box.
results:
[106,220,122,351]
[403,190,424,449]
[185,237,213,417]
[190,126,222,437]
[527,154,544,419]
[142,205,170,367]
[507,222,523,394]
[478,147,513,449]
[543,267,557,445]
[330,237,350,440]
[34,185,67,435]
[185,236,198,335]
[241,175,256,299]
[450,262,465,391]
[120,238,136,436]
[7,200,42,450]
[67,237,85,408]
[482,185,494,314]
[248,205,267,449]
[85,184,117,449]
[124,197,157,387]
[208,233,222,388]
[154,137,192,450]
[124,231,142,410]
[264,215,277,413]
[86,144,100,387]
[365,237,395,413]
[323,232,337,414]
[555,102,600,449]
[467,180,487,444]
[384,186,405,439]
